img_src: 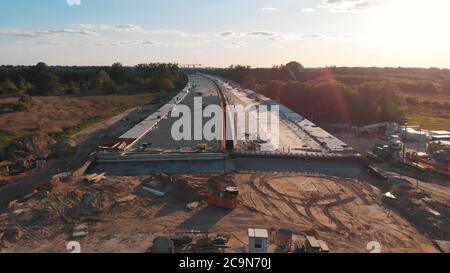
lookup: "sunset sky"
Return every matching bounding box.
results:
[1,0,449,68]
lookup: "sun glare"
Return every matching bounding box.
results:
[366,0,450,55]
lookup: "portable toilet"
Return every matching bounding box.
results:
[248,228,268,253]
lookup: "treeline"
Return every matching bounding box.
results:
[202,62,450,126]
[257,78,407,126]
[0,62,187,96]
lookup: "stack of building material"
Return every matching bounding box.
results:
[84,173,106,183]
[111,142,121,149]
[117,142,127,150]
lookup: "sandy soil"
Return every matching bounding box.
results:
[0,173,439,253]
[0,101,161,206]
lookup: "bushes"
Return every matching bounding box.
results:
[17,95,34,111]
[243,75,256,89]
[160,78,175,91]
[395,80,439,94]
[94,70,114,91]
[443,79,450,94]
[255,78,407,126]
[0,79,19,94]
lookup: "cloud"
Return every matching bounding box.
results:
[218,31,236,37]
[110,24,147,33]
[72,23,200,37]
[35,40,141,47]
[247,31,279,37]
[301,8,315,12]
[217,30,352,42]
[66,0,81,6]
[262,7,280,12]
[5,22,208,50]
[319,0,384,12]
[34,39,205,48]
[0,28,98,37]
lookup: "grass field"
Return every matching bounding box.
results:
[406,112,450,131]
[0,93,155,148]
[402,93,450,131]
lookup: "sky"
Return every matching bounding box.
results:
[0,0,450,68]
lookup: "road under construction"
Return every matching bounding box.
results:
[87,74,362,176]
[2,74,448,254]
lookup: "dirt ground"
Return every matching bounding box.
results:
[0,173,440,253]
[0,100,162,205]
[0,105,447,253]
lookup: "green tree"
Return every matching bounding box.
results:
[32,62,60,95]
[94,70,113,90]
[36,62,49,72]
[285,61,304,80]
[17,77,32,93]
[243,75,256,90]
[0,78,19,94]
[260,80,284,101]
[110,62,126,83]
[160,78,174,91]
[17,95,34,111]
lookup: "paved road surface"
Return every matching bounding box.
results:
[131,75,221,152]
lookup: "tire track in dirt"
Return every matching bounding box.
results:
[248,175,289,220]
[240,174,284,220]
[323,197,356,231]
[241,174,371,232]
[260,174,361,231]
[260,174,311,221]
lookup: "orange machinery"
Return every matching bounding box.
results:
[208,187,240,209]
[407,151,450,175]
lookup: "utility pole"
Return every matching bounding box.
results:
[416,126,421,154]
[416,126,421,189]
[402,123,408,163]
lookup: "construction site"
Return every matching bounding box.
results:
[0,74,449,253]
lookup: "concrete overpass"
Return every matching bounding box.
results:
[87,73,361,176]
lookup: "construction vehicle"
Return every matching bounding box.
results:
[196,143,207,151]
[407,150,450,175]
[367,136,403,162]
[208,187,240,209]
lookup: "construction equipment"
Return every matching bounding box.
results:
[183,231,231,253]
[196,143,207,151]
[275,229,293,250]
[208,187,240,209]
[367,136,404,162]
[406,150,450,175]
